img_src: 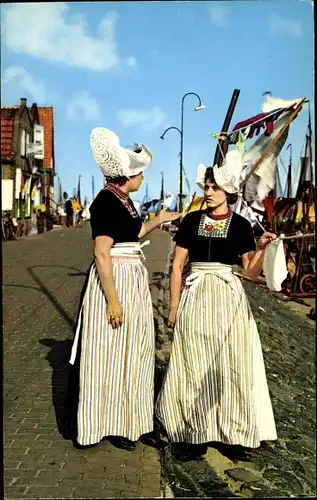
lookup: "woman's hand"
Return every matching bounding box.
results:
[257,232,277,250]
[107,298,123,329]
[167,306,178,327]
[159,210,181,224]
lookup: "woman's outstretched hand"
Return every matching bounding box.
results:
[257,232,277,250]
[159,210,181,224]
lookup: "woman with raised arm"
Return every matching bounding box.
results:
[156,151,277,461]
[69,128,179,451]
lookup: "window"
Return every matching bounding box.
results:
[20,129,26,157]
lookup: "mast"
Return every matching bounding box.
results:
[160,172,164,210]
[295,133,310,200]
[57,176,63,205]
[213,89,240,168]
[160,172,164,201]
[286,144,292,198]
[276,163,283,198]
[77,175,82,205]
[92,175,95,200]
[308,103,314,185]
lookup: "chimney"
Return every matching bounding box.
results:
[21,98,27,106]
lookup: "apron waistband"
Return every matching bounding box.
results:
[186,262,235,291]
[110,240,150,260]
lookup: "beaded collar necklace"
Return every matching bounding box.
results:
[105,183,129,200]
[206,207,232,220]
[105,184,139,219]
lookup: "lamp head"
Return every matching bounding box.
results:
[160,135,164,140]
[194,105,206,111]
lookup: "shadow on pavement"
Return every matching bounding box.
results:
[39,337,76,440]
[30,266,91,442]
[27,265,89,328]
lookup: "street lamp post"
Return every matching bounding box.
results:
[160,92,205,213]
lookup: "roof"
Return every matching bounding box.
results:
[1,107,17,160]
[38,107,55,170]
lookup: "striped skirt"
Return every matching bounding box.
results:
[71,257,155,446]
[155,263,277,448]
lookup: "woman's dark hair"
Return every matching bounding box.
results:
[105,171,142,186]
[105,176,129,187]
[204,167,238,205]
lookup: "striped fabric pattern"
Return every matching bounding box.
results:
[155,265,277,448]
[76,258,155,446]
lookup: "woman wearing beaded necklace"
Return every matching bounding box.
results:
[155,156,278,461]
[68,128,179,451]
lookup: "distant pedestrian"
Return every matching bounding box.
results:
[156,157,277,461]
[68,128,180,451]
[77,208,83,227]
[82,201,91,221]
[72,198,81,227]
[56,204,66,226]
[65,198,73,227]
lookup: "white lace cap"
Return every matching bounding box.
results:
[196,163,207,190]
[196,151,243,194]
[90,128,153,178]
[213,150,243,194]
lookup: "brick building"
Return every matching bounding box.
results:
[1,98,55,221]
[38,107,55,213]
[1,98,43,219]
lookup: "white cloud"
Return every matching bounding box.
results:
[67,91,101,122]
[268,13,302,38]
[126,56,138,69]
[207,2,230,27]
[2,66,48,103]
[1,3,134,71]
[117,107,167,131]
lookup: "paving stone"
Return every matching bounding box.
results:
[155,253,316,499]
[4,485,30,498]
[4,226,167,498]
[225,467,263,483]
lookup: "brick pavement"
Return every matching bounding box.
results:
[156,250,316,498]
[4,224,172,499]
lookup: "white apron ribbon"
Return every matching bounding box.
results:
[69,240,150,365]
[185,263,235,292]
[109,240,150,260]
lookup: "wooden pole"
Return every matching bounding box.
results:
[280,232,315,241]
[308,104,314,184]
[240,99,305,190]
[213,89,240,168]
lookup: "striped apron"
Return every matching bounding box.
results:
[155,262,277,448]
[70,241,155,446]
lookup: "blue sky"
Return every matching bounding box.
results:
[1,1,314,205]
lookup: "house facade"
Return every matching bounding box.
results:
[1,98,56,227]
[1,98,45,220]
